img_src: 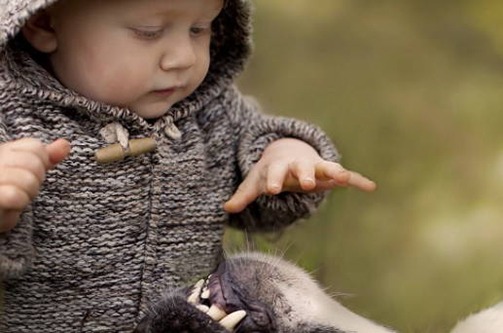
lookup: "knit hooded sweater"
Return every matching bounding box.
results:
[0,0,339,332]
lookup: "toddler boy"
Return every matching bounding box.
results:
[0,0,375,331]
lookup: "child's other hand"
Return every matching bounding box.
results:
[0,138,71,233]
[224,138,376,213]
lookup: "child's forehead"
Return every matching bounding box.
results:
[52,0,224,24]
[102,0,223,15]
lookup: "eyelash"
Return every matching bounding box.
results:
[131,25,212,41]
[190,25,211,36]
[132,28,164,40]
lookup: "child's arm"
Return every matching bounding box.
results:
[222,88,374,231]
[0,138,70,233]
[224,137,375,213]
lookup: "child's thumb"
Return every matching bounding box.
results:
[45,138,71,169]
[0,210,22,233]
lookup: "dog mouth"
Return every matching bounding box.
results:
[185,260,276,333]
[186,262,246,331]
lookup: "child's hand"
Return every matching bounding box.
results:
[224,138,376,213]
[0,138,71,233]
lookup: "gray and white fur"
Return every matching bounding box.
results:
[135,252,395,333]
[450,302,503,333]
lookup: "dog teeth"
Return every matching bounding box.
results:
[201,287,210,299]
[196,304,210,313]
[187,279,205,304]
[187,289,200,304]
[207,304,227,321]
[194,279,205,289]
[219,310,247,331]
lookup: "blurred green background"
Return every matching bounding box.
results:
[224,0,503,332]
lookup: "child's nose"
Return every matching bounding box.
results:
[159,35,196,71]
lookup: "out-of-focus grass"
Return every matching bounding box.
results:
[225,1,503,332]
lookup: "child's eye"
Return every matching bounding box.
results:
[190,25,211,37]
[131,28,163,40]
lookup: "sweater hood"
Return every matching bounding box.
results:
[0,0,253,135]
[0,0,252,78]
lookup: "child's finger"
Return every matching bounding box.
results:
[0,185,31,211]
[347,171,377,192]
[0,210,22,233]
[315,161,350,183]
[0,151,47,183]
[45,138,71,168]
[2,138,70,171]
[284,161,344,190]
[0,167,43,199]
[315,161,376,192]
[3,138,51,169]
[265,163,288,194]
[224,171,263,213]
[313,179,339,191]
[288,160,316,191]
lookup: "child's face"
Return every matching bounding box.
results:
[47,0,223,119]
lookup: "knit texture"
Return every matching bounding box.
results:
[0,0,339,332]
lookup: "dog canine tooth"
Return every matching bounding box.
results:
[219,310,247,331]
[194,279,205,289]
[207,304,226,321]
[201,288,210,299]
[196,304,210,313]
[187,279,205,304]
[187,289,200,304]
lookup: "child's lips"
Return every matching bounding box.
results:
[152,87,177,96]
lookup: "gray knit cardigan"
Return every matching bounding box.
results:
[0,0,339,332]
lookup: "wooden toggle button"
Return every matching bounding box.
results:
[95,137,157,164]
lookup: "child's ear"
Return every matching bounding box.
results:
[21,10,58,53]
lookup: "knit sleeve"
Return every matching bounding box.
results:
[226,88,340,232]
[0,107,36,281]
